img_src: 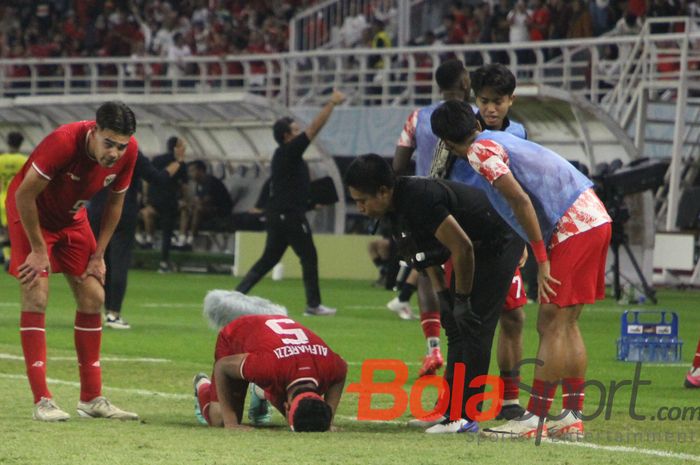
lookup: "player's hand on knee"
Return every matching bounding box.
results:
[81,254,106,285]
[18,251,50,287]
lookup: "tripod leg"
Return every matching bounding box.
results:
[612,242,622,301]
[621,241,657,304]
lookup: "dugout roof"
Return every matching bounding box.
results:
[0,92,346,232]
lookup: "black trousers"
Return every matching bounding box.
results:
[152,201,178,263]
[88,206,138,314]
[441,234,525,421]
[236,211,321,307]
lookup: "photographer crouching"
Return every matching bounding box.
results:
[345,154,524,434]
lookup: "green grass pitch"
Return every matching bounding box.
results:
[0,270,698,465]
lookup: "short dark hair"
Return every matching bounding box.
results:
[344,153,395,195]
[96,101,136,136]
[188,159,207,172]
[272,117,294,146]
[7,131,23,150]
[166,136,179,153]
[471,63,516,97]
[291,397,333,432]
[430,100,478,143]
[435,59,467,91]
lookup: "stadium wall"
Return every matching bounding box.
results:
[234,231,378,280]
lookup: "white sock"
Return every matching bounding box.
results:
[427,337,440,352]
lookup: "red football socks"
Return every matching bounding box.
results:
[197,381,213,425]
[74,312,102,402]
[562,377,585,411]
[527,379,557,418]
[500,370,521,403]
[20,312,51,403]
[420,311,441,339]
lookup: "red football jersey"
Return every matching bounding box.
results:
[6,121,137,231]
[215,315,347,405]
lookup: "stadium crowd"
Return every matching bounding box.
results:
[1,0,696,64]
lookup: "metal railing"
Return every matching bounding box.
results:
[288,0,422,51]
[3,29,698,107]
[599,17,697,127]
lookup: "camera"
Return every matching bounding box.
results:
[587,157,669,304]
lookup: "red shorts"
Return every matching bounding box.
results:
[548,223,612,307]
[503,268,527,311]
[7,216,97,277]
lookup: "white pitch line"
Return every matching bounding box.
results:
[0,353,170,363]
[139,303,201,308]
[638,363,688,367]
[551,439,700,463]
[345,305,390,310]
[336,414,405,425]
[1,372,697,462]
[332,415,700,462]
[346,361,421,366]
[0,373,189,400]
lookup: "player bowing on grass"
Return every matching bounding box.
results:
[6,101,139,421]
[193,294,347,432]
[431,101,612,440]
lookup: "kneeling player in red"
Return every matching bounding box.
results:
[193,314,347,432]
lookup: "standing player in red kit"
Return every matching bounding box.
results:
[193,314,347,432]
[5,101,139,421]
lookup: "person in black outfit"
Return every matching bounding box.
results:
[235,90,346,316]
[345,154,524,434]
[141,136,188,271]
[87,149,186,329]
[176,160,233,248]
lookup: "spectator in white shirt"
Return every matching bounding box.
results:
[166,32,192,80]
[340,0,368,47]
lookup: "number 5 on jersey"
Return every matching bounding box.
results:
[265,318,310,345]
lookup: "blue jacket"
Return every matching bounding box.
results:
[450,130,592,244]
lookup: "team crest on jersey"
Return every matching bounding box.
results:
[103,174,116,186]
